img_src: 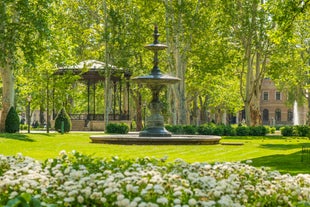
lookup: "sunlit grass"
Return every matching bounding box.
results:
[0,132,309,175]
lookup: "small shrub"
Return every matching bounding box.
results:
[249,126,268,136]
[197,124,214,135]
[294,125,310,137]
[281,126,294,136]
[165,125,183,134]
[106,123,129,134]
[5,107,20,133]
[54,108,72,133]
[236,126,250,136]
[20,124,28,130]
[213,125,224,135]
[222,125,236,136]
[182,125,196,135]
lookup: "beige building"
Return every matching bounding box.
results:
[260,78,308,125]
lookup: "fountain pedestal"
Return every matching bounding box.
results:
[139,85,171,137]
[132,26,180,137]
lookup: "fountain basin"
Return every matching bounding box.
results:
[90,133,221,145]
[131,74,180,85]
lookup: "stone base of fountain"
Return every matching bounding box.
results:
[90,132,221,145]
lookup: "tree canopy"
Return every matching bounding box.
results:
[0,0,309,130]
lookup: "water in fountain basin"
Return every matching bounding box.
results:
[293,100,299,125]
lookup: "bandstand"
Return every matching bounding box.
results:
[54,60,131,131]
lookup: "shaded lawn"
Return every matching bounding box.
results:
[0,133,309,175]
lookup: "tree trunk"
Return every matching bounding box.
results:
[0,67,15,132]
[131,89,143,131]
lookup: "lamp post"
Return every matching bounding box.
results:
[27,95,32,133]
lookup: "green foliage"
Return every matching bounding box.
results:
[281,125,310,137]
[5,193,41,207]
[5,107,20,133]
[166,124,236,136]
[165,125,197,135]
[54,108,71,133]
[19,124,28,130]
[197,123,216,135]
[165,125,184,134]
[106,123,129,134]
[249,126,268,136]
[281,126,294,136]
[182,125,197,135]
[236,126,250,136]
[294,125,310,137]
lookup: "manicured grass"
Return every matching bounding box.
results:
[0,132,309,175]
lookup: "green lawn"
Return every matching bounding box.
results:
[0,132,310,175]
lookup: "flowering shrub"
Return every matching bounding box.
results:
[0,151,310,207]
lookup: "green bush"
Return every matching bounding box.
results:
[5,107,20,133]
[19,124,28,130]
[281,126,294,136]
[213,125,224,135]
[222,125,236,136]
[165,125,183,134]
[270,127,276,134]
[106,123,129,134]
[182,125,196,135]
[294,125,310,137]
[236,126,250,136]
[249,126,268,136]
[54,108,71,133]
[197,124,215,135]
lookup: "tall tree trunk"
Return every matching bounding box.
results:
[131,90,143,131]
[0,67,15,132]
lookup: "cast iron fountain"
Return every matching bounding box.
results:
[132,25,180,137]
[90,26,221,144]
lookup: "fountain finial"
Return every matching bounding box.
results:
[153,25,159,44]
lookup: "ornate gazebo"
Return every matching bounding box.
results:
[54,60,131,131]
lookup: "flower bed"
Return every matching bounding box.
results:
[0,151,309,206]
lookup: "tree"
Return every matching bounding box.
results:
[0,0,51,131]
[220,0,309,126]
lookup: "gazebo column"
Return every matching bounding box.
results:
[119,79,122,118]
[113,81,117,120]
[93,82,96,118]
[123,70,132,120]
[87,80,90,120]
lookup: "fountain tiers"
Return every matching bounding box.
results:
[89,26,221,144]
[90,133,221,145]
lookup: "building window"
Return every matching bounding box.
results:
[263,92,269,101]
[288,109,293,122]
[276,91,281,100]
[275,109,281,122]
[263,109,269,123]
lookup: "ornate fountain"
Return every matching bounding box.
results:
[132,25,180,137]
[89,26,221,144]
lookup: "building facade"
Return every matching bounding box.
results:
[260,78,308,126]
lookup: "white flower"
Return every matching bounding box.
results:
[213,190,222,198]
[174,198,181,204]
[59,150,67,156]
[156,197,168,204]
[100,197,107,203]
[9,191,18,199]
[64,197,75,202]
[246,160,253,164]
[218,195,233,207]
[117,198,130,206]
[77,195,84,203]
[188,198,197,206]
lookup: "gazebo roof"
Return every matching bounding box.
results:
[56,60,130,82]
